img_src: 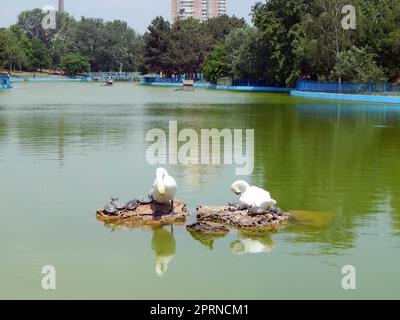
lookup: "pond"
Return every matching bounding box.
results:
[0,82,399,299]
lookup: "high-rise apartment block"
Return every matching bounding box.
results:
[171,0,227,21]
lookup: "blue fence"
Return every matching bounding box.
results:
[143,76,183,84]
[143,75,207,84]
[10,75,91,82]
[89,72,143,81]
[296,80,400,96]
[232,79,278,87]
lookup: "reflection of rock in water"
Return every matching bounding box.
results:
[151,226,176,277]
[230,232,275,255]
[189,232,224,250]
[186,221,229,250]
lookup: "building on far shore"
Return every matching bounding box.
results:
[171,0,227,22]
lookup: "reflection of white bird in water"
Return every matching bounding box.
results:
[151,226,176,277]
[155,255,174,276]
[230,180,277,212]
[151,168,177,211]
[230,233,275,255]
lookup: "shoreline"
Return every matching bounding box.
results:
[10,77,91,83]
[291,90,400,105]
[208,85,291,93]
[4,77,400,105]
[141,81,291,93]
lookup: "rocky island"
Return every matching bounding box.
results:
[187,205,291,234]
[96,199,190,228]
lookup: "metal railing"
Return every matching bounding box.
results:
[143,76,183,83]
[89,72,143,81]
[296,80,400,96]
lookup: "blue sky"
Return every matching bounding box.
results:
[0,0,259,33]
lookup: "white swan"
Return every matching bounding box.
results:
[151,168,177,205]
[152,226,176,277]
[230,180,277,210]
[230,238,275,255]
[155,255,174,277]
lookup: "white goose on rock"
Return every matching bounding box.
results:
[230,180,277,212]
[151,168,177,208]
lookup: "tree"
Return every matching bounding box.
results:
[70,17,106,71]
[5,3,400,84]
[355,0,400,80]
[166,18,213,77]
[49,12,77,71]
[252,0,311,86]
[101,20,144,71]
[143,16,171,74]
[331,46,387,82]
[10,25,32,70]
[16,9,77,71]
[143,15,245,77]
[17,9,53,45]
[382,2,400,80]
[225,27,267,82]
[68,17,143,72]
[0,28,28,71]
[204,15,247,42]
[30,38,51,71]
[202,43,228,85]
[299,0,359,81]
[9,9,145,73]
[60,53,90,76]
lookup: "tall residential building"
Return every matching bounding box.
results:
[171,0,227,22]
[58,0,64,13]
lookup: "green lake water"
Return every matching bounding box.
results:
[0,82,399,299]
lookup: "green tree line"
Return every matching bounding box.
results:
[142,15,246,77]
[203,0,400,85]
[0,9,144,75]
[1,1,400,84]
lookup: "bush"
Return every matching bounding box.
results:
[60,53,90,76]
